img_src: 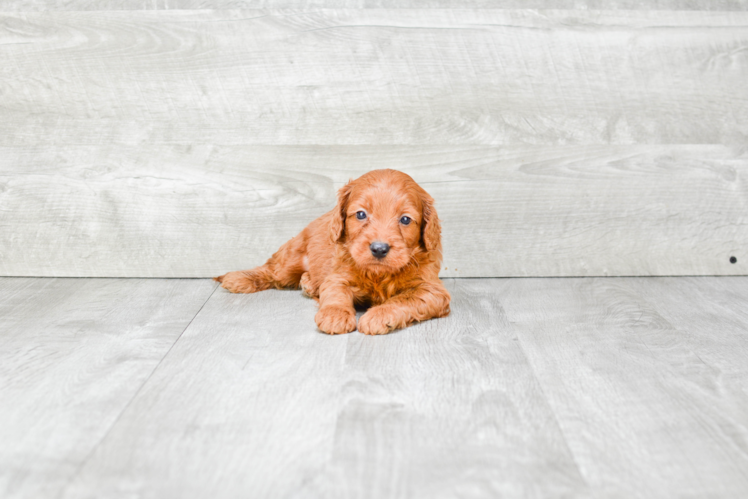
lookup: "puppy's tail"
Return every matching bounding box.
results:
[213,274,225,283]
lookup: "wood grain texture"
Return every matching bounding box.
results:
[1,144,745,277]
[321,279,588,497]
[63,280,588,497]
[3,0,748,10]
[62,286,351,497]
[1,8,747,278]
[0,277,216,497]
[3,276,736,497]
[1,9,747,146]
[499,277,748,497]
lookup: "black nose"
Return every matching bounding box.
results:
[370,241,390,259]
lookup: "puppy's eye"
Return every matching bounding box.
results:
[356,211,367,220]
[400,216,412,225]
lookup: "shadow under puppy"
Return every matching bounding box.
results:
[215,169,450,335]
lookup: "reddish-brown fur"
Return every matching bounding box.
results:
[214,169,450,335]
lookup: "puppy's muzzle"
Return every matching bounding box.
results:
[370,241,390,259]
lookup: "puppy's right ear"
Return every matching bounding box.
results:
[330,181,353,243]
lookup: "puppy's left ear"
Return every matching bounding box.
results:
[420,192,441,252]
[330,180,353,243]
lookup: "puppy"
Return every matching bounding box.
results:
[215,169,450,335]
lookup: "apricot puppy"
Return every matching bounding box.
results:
[215,169,450,335]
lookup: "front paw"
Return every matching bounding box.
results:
[315,306,356,335]
[358,306,401,335]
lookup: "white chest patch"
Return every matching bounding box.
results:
[302,255,309,272]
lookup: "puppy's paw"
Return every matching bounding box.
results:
[358,306,401,335]
[315,306,356,335]
[215,271,268,294]
[300,272,318,299]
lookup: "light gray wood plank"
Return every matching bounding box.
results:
[316,278,587,497]
[61,287,351,497]
[63,280,588,497]
[3,0,748,10]
[1,10,747,146]
[5,276,748,497]
[54,277,748,497]
[637,276,748,328]
[2,8,747,278]
[498,277,748,497]
[0,277,216,498]
[629,276,748,398]
[1,144,745,278]
[367,0,748,7]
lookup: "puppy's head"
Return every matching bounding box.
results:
[330,169,441,273]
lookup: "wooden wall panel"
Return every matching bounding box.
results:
[0,8,746,277]
[3,1,748,10]
[1,145,744,277]
[1,10,748,147]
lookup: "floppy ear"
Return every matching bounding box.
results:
[330,181,353,243]
[420,192,441,252]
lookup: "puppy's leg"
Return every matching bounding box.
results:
[358,280,450,335]
[315,277,356,334]
[214,266,275,294]
[215,233,307,293]
[300,272,320,300]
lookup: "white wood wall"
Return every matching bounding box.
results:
[0,4,746,277]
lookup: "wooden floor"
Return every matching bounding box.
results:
[1,277,747,497]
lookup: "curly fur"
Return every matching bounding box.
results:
[215,169,450,335]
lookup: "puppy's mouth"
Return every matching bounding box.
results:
[367,259,393,268]
[348,241,410,273]
[368,261,394,270]
[362,255,408,273]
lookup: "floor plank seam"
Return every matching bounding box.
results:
[503,311,591,493]
[55,281,220,497]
